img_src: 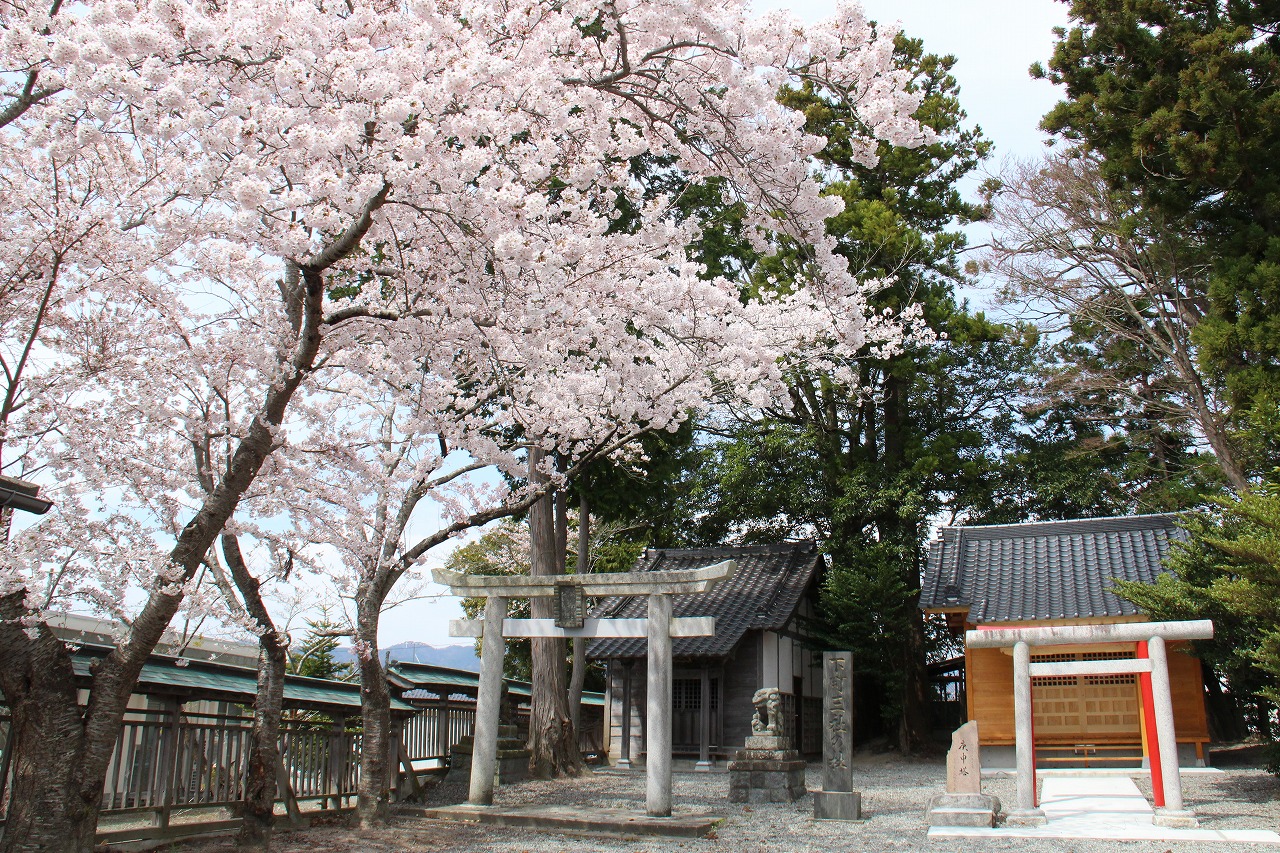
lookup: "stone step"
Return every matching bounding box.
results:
[927,807,998,828]
[404,804,723,838]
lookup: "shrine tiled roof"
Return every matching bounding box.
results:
[919,514,1187,624]
[586,541,823,661]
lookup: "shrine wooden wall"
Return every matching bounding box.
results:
[966,640,1210,748]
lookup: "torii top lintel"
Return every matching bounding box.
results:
[965,619,1213,649]
[431,559,736,598]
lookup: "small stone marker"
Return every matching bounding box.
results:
[926,721,1000,828]
[946,720,981,794]
[814,651,861,820]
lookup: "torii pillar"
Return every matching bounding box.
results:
[435,560,735,818]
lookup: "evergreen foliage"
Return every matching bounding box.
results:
[1031,0,1280,754]
[676,33,1009,749]
[1035,0,1280,468]
[1115,487,1280,742]
[290,618,353,682]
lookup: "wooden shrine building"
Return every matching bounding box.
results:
[588,542,825,768]
[920,514,1211,768]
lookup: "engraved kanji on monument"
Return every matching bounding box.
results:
[947,720,981,794]
[814,651,862,820]
[926,720,1000,827]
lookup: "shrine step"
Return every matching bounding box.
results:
[1036,744,1144,768]
[402,804,725,838]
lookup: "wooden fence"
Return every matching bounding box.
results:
[0,698,479,832]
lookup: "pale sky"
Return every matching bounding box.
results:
[379,0,1073,649]
[767,0,1071,163]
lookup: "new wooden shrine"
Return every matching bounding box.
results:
[920,514,1211,769]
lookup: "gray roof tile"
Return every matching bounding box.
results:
[920,514,1186,624]
[587,542,822,660]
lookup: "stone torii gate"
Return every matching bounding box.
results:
[434,560,735,818]
[966,619,1213,828]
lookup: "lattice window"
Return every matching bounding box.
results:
[1082,650,1136,661]
[671,678,719,711]
[1031,647,1142,737]
[1084,674,1137,686]
[672,679,701,711]
[1032,652,1078,663]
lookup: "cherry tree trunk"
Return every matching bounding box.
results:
[238,633,287,850]
[526,448,584,778]
[0,613,97,853]
[0,590,193,853]
[0,213,359,853]
[355,602,392,828]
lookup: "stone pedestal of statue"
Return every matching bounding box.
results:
[728,733,807,803]
[448,724,530,786]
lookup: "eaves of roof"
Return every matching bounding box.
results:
[71,645,416,715]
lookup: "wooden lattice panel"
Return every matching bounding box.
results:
[1031,652,1140,738]
[1081,674,1140,731]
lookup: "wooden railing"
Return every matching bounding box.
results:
[1,697,597,842]
[0,698,479,834]
[399,700,477,764]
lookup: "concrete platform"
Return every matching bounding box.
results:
[405,804,725,838]
[982,766,1225,777]
[930,775,1280,844]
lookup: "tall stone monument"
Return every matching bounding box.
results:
[814,651,861,820]
[926,721,1000,827]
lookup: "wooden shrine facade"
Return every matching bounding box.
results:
[921,515,1212,767]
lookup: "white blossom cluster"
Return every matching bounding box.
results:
[1,0,924,635]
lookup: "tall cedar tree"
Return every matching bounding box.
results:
[778,36,999,753]
[680,35,1009,752]
[1035,0,1280,473]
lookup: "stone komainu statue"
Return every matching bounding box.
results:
[750,687,783,735]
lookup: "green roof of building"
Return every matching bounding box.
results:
[72,646,415,715]
[387,661,603,706]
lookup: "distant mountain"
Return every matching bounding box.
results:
[332,641,479,672]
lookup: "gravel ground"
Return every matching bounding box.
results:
[180,756,1280,853]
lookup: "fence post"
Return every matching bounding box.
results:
[0,711,14,826]
[435,694,450,766]
[387,719,401,801]
[327,720,346,810]
[154,701,182,828]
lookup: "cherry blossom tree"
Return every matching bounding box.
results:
[0,0,924,848]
